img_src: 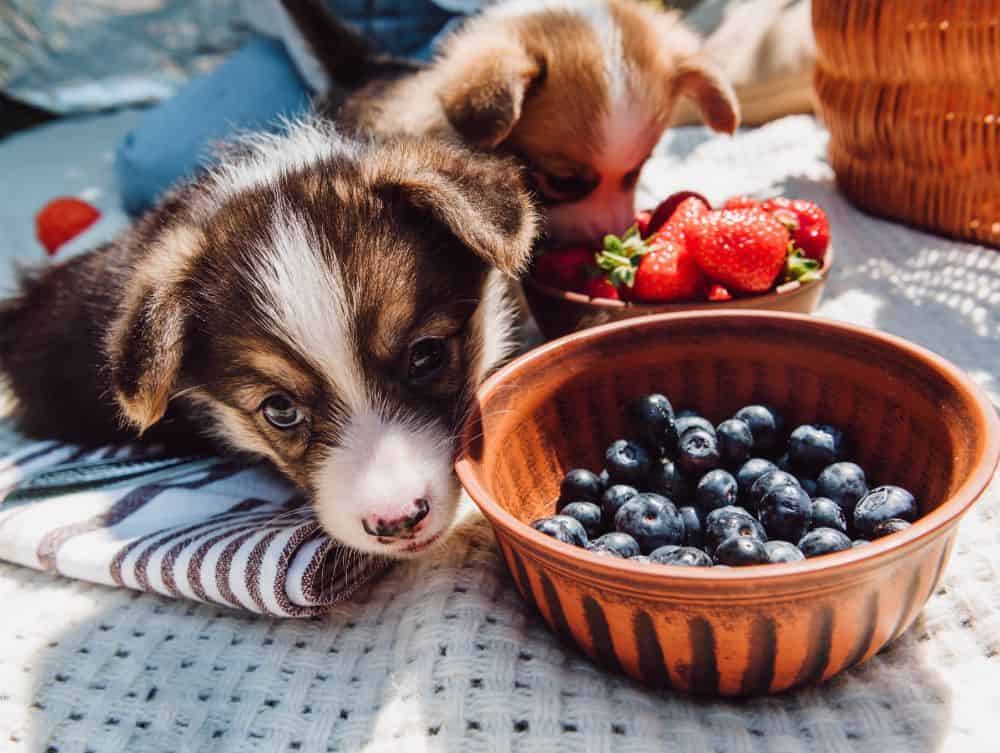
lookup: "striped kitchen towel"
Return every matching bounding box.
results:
[0,441,387,617]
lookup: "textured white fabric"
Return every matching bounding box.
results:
[1,115,998,752]
[0,443,384,618]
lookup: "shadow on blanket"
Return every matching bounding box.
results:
[21,510,953,753]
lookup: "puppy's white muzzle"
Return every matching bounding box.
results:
[545,186,637,246]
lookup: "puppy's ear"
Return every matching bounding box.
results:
[674,56,740,134]
[375,151,540,277]
[437,35,542,148]
[106,226,200,434]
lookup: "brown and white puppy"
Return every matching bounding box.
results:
[283,0,739,245]
[0,120,538,558]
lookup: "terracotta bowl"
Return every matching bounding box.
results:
[455,311,999,696]
[522,248,834,340]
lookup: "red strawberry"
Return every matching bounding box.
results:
[689,209,789,294]
[596,227,704,302]
[658,196,710,248]
[533,246,596,291]
[760,197,831,261]
[582,275,620,300]
[707,284,733,301]
[645,191,711,236]
[634,210,653,237]
[36,197,101,255]
[723,196,760,210]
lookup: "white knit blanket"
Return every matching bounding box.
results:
[0,443,382,618]
[1,115,998,752]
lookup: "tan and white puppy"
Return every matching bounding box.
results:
[0,120,538,558]
[284,0,739,245]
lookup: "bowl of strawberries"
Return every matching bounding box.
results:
[523,192,833,340]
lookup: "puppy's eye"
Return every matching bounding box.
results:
[531,170,597,203]
[407,337,448,384]
[261,393,304,429]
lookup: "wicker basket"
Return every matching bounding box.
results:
[812,1,1000,247]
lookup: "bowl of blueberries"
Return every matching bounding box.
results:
[455,311,999,696]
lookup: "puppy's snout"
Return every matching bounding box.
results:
[362,497,430,539]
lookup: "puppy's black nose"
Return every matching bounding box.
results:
[363,498,430,539]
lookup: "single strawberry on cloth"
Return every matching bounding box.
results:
[0,440,387,617]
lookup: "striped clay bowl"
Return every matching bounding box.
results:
[455,312,999,696]
[522,248,833,341]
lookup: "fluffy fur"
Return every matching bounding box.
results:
[0,119,538,558]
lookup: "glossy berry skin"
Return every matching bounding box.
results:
[558,468,604,508]
[695,469,738,514]
[853,485,917,538]
[604,439,652,486]
[587,532,640,558]
[715,535,769,566]
[689,208,789,293]
[705,505,767,554]
[873,518,912,539]
[736,458,779,504]
[600,484,639,528]
[748,469,801,510]
[816,462,869,516]
[761,196,831,262]
[599,468,611,488]
[788,424,846,476]
[675,414,716,438]
[559,502,603,539]
[533,247,594,291]
[764,540,806,563]
[627,393,678,456]
[582,275,620,300]
[647,545,679,562]
[852,539,870,547]
[614,493,685,553]
[734,404,784,455]
[724,196,761,210]
[628,235,706,302]
[797,527,852,558]
[645,191,711,236]
[532,515,588,547]
[676,428,722,477]
[809,497,848,534]
[757,483,812,542]
[706,284,732,301]
[679,506,704,549]
[651,545,713,567]
[716,418,754,467]
[646,458,687,501]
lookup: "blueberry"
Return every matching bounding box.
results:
[872,518,912,539]
[852,539,870,547]
[736,458,779,505]
[557,469,604,508]
[626,393,678,456]
[676,428,722,477]
[748,469,801,510]
[599,468,610,487]
[716,418,754,467]
[559,502,603,539]
[797,476,818,498]
[650,546,713,567]
[734,404,784,455]
[679,506,704,549]
[531,515,588,547]
[757,483,812,542]
[647,544,680,562]
[816,462,868,516]
[853,485,917,538]
[631,554,652,563]
[809,497,848,534]
[704,505,767,554]
[675,414,716,438]
[587,532,641,558]
[645,457,687,501]
[764,540,805,563]
[797,527,852,558]
[614,493,685,553]
[788,424,846,476]
[695,469,738,514]
[600,484,638,528]
[715,535,769,566]
[604,439,652,486]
